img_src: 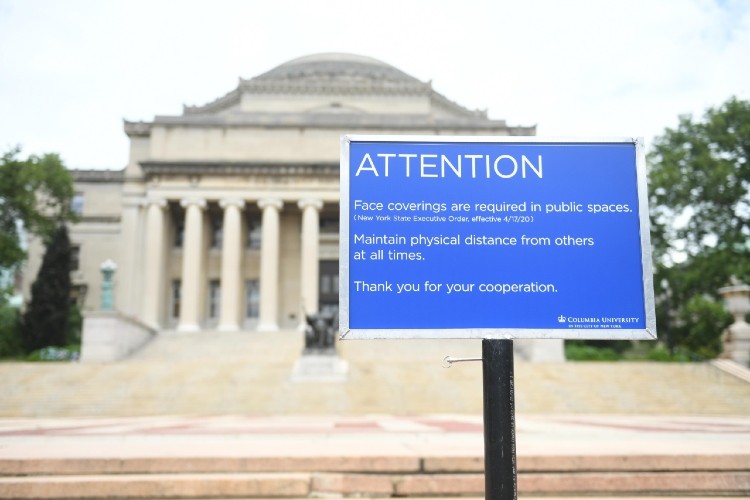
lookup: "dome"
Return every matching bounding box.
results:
[182,52,497,121]
[251,52,423,86]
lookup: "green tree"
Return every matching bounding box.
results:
[673,295,731,359]
[0,147,76,270]
[648,97,750,357]
[21,225,72,352]
[0,290,22,358]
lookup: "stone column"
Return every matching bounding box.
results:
[117,197,143,316]
[142,198,167,329]
[178,198,207,332]
[298,198,323,317]
[257,198,283,331]
[218,198,246,331]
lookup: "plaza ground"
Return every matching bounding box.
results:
[0,331,748,497]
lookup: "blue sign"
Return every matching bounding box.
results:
[339,136,656,340]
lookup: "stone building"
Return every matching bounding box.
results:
[24,53,535,337]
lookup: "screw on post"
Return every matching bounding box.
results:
[442,355,482,368]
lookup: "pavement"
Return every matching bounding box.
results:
[1,413,748,460]
[1,413,749,498]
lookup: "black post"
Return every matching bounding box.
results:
[483,338,517,500]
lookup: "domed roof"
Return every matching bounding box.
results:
[179,52,510,126]
[252,53,422,85]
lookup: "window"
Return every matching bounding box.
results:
[320,274,339,297]
[246,219,261,249]
[319,260,339,313]
[245,279,259,318]
[170,204,185,248]
[320,214,339,234]
[210,219,223,249]
[208,279,221,319]
[71,193,84,216]
[171,280,181,319]
[174,222,184,248]
[320,275,332,295]
[70,245,80,271]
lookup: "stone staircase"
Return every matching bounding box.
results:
[1,453,748,498]
[1,331,750,416]
[712,358,750,383]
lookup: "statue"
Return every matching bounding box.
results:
[304,307,338,354]
[292,306,348,382]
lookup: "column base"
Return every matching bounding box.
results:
[177,323,201,333]
[217,323,240,332]
[143,321,161,332]
[257,322,279,332]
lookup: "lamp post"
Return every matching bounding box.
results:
[100,259,117,312]
[718,280,750,366]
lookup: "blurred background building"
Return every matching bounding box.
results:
[22,53,534,336]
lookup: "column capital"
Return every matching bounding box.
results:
[180,197,207,210]
[258,198,283,211]
[145,197,168,209]
[298,198,324,211]
[219,198,246,210]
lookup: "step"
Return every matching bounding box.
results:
[0,456,421,476]
[2,454,747,476]
[397,471,750,497]
[4,354,750,417]
[0,473,311,499]
[1,470,748,498]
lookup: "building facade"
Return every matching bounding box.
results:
[24,53,535,334]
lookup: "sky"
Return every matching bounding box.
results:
[0,0,748,170]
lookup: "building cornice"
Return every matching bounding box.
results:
[183,87,242,115]
[71,169,125,183]
[429,88,490,120]
[140,161,339,178]
[151,112,527,133]
[124,120,152,137]
[76,216,122,224]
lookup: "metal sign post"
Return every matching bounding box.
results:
[483,339,516,500]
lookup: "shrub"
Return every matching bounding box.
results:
[565,343,622,361]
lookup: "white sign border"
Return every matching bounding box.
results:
[339,135,657,341]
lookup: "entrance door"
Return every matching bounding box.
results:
[319,260,339,314]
